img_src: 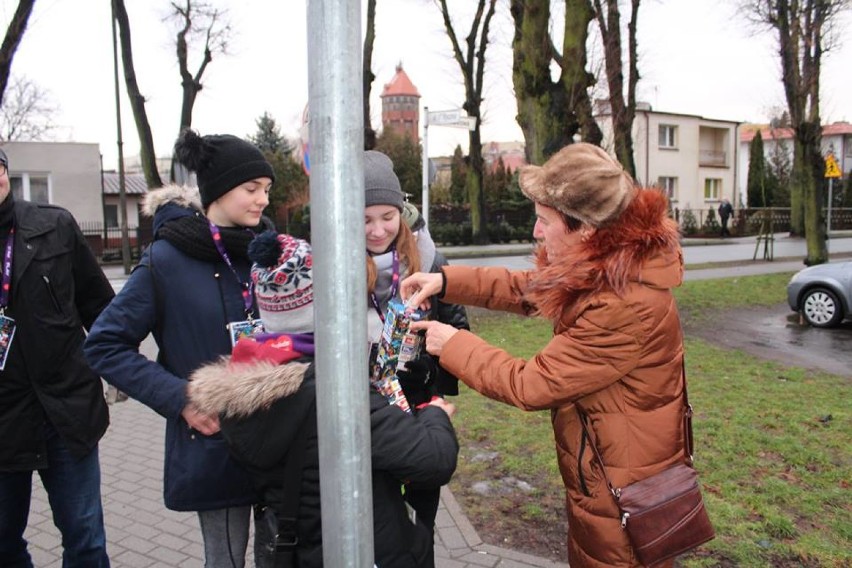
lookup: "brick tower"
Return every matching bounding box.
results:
[381,63,420,144]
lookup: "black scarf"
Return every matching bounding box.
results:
[158,213,257,262]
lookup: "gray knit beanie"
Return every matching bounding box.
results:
[364,150,404,211]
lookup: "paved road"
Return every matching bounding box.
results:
[447,233,852,272]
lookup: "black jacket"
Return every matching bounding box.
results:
[427,251,470,396]
[0,199,114,471]
[188,355,459,568]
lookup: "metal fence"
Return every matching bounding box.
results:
[78,220,153,262]
[673,207,852,237]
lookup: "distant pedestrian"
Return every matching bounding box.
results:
[187,231,459,567]
[718,198,733,237]
[84,129,275,568]
[402,143,689,566]
[0,147,114,567]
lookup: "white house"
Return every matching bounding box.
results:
[2,141,103,223]
[739,121,852,205]
[596,103,742,212]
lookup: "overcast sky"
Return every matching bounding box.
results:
[2,0,851,170]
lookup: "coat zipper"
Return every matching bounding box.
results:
[42,275,65,315]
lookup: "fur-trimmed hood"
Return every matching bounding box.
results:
[525,188,682,323]
[188,357,310,418]
[142,184,203,217]
[142,184,205,236]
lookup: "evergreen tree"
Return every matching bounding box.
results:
[375,129,422,203]
[449,145,467,205]
[484,156,510,205]
[767,139,793,207]
[249,112,291,155]
[746,131,768,207]
[249,113,306,231]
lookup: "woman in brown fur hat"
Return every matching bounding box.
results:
[401,143,688,567]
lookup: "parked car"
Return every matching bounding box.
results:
[787,261,852,328]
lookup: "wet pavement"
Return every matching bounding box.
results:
[692,304,852,378]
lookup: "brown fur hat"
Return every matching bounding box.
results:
[519,143,637,227]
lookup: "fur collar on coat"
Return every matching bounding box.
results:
[525,188,682,324]
[142,184,203,217]
[188,357,310,419]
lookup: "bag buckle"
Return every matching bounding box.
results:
[621,512,630,528]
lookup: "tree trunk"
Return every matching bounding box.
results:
[113,0,162,189]
[801,121,827,264]
[438,0,495,244]
[593,0,639,177]
[563,0,603,147]
[510,0,600,166]
[363,0,377,150]
[0,0,36,108]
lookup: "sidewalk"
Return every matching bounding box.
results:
[26,397,566,567]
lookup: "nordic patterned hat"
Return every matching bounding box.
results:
[249,231,314,334]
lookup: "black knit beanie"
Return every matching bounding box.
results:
[174,129,275,208]
[364,150,404,211]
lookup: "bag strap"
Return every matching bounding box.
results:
[577,355,694,498]
[272,397,317,550]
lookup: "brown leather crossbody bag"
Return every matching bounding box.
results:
[577,359,715,566]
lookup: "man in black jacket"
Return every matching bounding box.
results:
[0,148,115,567]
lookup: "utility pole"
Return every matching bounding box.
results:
[307,0,374,565]
[111,0,132,275]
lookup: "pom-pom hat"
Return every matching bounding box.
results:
[173,129,275,208]
[519,143,637,228]
[249,231,314,334]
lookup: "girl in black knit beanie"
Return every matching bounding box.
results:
[85,129,276,568]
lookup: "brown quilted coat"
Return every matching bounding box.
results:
[438,189,684,567]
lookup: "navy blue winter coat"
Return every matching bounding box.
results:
[84,186,257,511]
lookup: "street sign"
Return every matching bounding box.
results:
[428,109,464,125]
[824,154,841,178]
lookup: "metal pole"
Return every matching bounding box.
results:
[422,106,429,228]
[111,0,132,275]
[827,178,833,236]
[306,1,373,566]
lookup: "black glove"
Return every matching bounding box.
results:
[396,355,438,408]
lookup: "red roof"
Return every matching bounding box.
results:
[381,64,420,98]
[741,121,852,142]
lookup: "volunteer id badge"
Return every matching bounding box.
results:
[0,314,16,371]
[227,319,265,348]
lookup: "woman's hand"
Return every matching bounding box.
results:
[409,320,459,357]
[428,397,456,418]
[181,405,221,436]
[400,272,443,311]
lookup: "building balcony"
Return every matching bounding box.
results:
[699,149,727,167]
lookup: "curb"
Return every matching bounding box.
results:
[440,486,569,568]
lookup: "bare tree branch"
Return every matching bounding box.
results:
[0,76,57,140]
[0,0,36,109]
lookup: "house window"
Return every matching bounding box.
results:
[29,176,50,204]
[9,173,51,203]
[104,204,119,228]
[657,176,677,201]
[9,176,24,200]
[704,178,722,200]
[659,125,677,148]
